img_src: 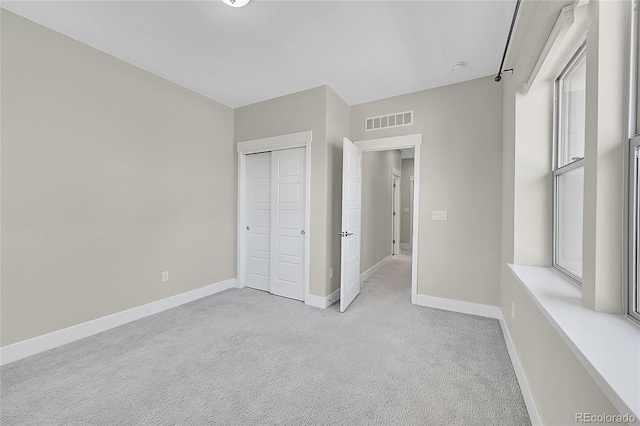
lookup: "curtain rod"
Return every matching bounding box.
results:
[495,0,522,82]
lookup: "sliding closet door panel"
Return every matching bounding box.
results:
[245,152,271,291]
[270,148,306,301]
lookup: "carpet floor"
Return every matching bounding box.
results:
[1,253,531,425]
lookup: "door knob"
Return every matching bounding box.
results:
[301,230,305,235]
[246,226,250,230]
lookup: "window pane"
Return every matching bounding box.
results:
[631,147,640,315]
[558,54,586,168]
[555,166,584,279]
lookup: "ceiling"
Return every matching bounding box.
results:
[2,0,516,108]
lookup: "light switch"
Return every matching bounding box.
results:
[404,208,410,213]
[432,211,448,221]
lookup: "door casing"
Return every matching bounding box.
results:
[392,169,401,255]
[354,134,421,305]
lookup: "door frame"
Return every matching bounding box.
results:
[354,134,421,305]
[392,169,401,255]
[236,131,312,303]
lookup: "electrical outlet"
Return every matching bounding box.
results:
[432,210,448,221]
[162,271,169,283]
[329,268,334,279]
[511,302,515,319]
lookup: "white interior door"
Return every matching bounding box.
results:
[340,138,362,312]
[245,152,271,291]
[393,174,400,255]
[270,147,306,301]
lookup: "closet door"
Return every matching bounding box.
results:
[245,152,271,292]
[270,147,306,301]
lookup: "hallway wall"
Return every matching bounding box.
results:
[360,150,402,273]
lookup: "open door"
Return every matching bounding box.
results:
[392,174,400,255]
[340,138,362,312]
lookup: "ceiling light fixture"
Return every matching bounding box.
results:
[221,0,250,7]
[450,62,466,72]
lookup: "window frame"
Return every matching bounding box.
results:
[552,45,587,285]
[628,0,640,324]
[629,137,640,323]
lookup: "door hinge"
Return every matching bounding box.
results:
[393,212,396,216]
[393,184,396,188]
[393,239,395,244]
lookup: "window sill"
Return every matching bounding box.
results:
[508,264,640,419]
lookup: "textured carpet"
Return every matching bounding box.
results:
[1,253,530,425]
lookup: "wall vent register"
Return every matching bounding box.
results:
[365,111,413,131]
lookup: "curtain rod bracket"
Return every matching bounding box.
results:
[494,69,514,82]
[495,0,522,83]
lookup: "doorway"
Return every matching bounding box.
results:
[339,134,422,312]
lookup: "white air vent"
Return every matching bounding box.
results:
[365,110,413,132]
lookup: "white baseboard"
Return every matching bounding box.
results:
[305,288,340,309]
[0,278,237,366]
[500,319,542,426]
[360,255,393,282]
[400,243,411,250]
[414,294,503,319]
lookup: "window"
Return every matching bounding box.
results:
[630,138,640,321]
[553,47,586,283]
[629,2,640,322]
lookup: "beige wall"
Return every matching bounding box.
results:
[360,150,401,273]
[234,86,332,297]
[1,11,236,346]
[351,76,504,306]
[325,87,350,293]
[400,158,414,246]
[500,1,628,422]
[502,271,623,425]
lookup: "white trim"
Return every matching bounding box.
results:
[392,172,401,255]
[305,143,312,305]
[392,167,401,177]
[354,133,421,152]
[500,320,543,426]
[236,131,312,305]
[236,130,312,154]
[305,288,341,309]
[415,294,503,319]
[520,3,577,94]
[360,255,393,283]
[0,278,237,366]
[400,243,411,250]
[354,133,422,305]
